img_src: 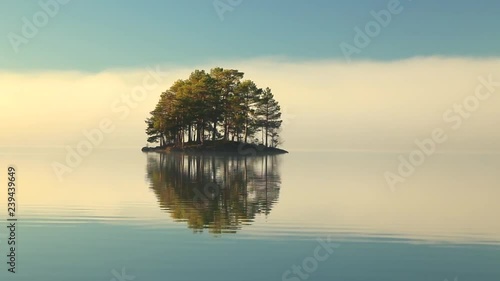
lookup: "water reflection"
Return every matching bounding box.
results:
[146,153,282,234]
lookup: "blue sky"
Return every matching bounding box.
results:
[2,0,500,71]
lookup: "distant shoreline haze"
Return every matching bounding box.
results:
[2,58,500,152]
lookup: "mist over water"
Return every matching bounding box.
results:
[3,58,500,152]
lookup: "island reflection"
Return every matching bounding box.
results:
[146,153,282,234]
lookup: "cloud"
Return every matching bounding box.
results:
[1,56,500,152]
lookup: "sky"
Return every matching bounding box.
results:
[1,0,500,151]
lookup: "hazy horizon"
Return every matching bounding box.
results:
[2,57,500,153]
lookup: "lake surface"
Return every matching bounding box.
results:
[0,148,499,281]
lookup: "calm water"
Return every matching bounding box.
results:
[0,148,499,281]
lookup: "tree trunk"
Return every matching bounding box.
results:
[224,122,228,140]
[265,126,268,147]
[188,124,192,143]
[212,120,217,141]
[200,121,205,144]
[244,119,248,143]
[181,128,184,148]
[196,122,202,144]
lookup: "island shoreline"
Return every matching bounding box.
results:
[141,141,288,155]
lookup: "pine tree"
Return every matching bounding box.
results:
[255,88,282,147]
[145,68,283,148]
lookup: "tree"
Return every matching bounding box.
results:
[209,67,244,141]
[255,88,282,147]
[234,80,261,143]
[145,67,283,148]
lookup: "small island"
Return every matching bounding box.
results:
[142,67,287,155]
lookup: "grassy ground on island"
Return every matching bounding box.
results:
[141,140,288,155]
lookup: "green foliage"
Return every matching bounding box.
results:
[145,67,283,147]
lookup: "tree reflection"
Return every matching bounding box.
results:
[146,153,282,234]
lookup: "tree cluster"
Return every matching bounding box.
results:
[145,67,283,148]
